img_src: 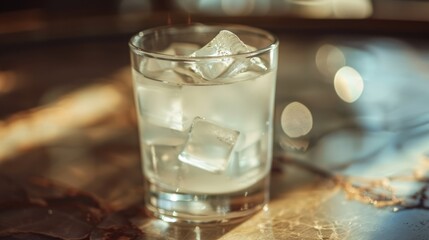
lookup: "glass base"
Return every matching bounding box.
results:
[144,176,269,225]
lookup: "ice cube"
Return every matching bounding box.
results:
[143,124,187,146]
[228,132,263,176]
[140,57,172,73]
[189,30,267,80]
[140,43,179,73]
[178,117,240,173]
[144,143,185,190]
[168,42,200,56]
[139,43,200,83]
[136,81,186,131]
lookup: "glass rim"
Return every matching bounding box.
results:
[128,23,279,61]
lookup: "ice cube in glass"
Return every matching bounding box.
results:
[189,30,267,80]
[178,117,240,173]
[136,81,185,131]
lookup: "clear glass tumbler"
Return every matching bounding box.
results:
[129,24,278,224]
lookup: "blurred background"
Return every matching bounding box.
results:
[1,0,429,161]
[1,0,429,45]
[0,0,429,150]
[1,0,429,174]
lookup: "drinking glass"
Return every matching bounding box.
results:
[129,24,278,224]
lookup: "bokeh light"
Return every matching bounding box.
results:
[281,101,313,138]
[332,0,373,19]
[287,0,332,18]
[334,66,364,103]
[315,44,346,78]
[221,0,254,16]
[285,0,372,18]
[175,0,270,16]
